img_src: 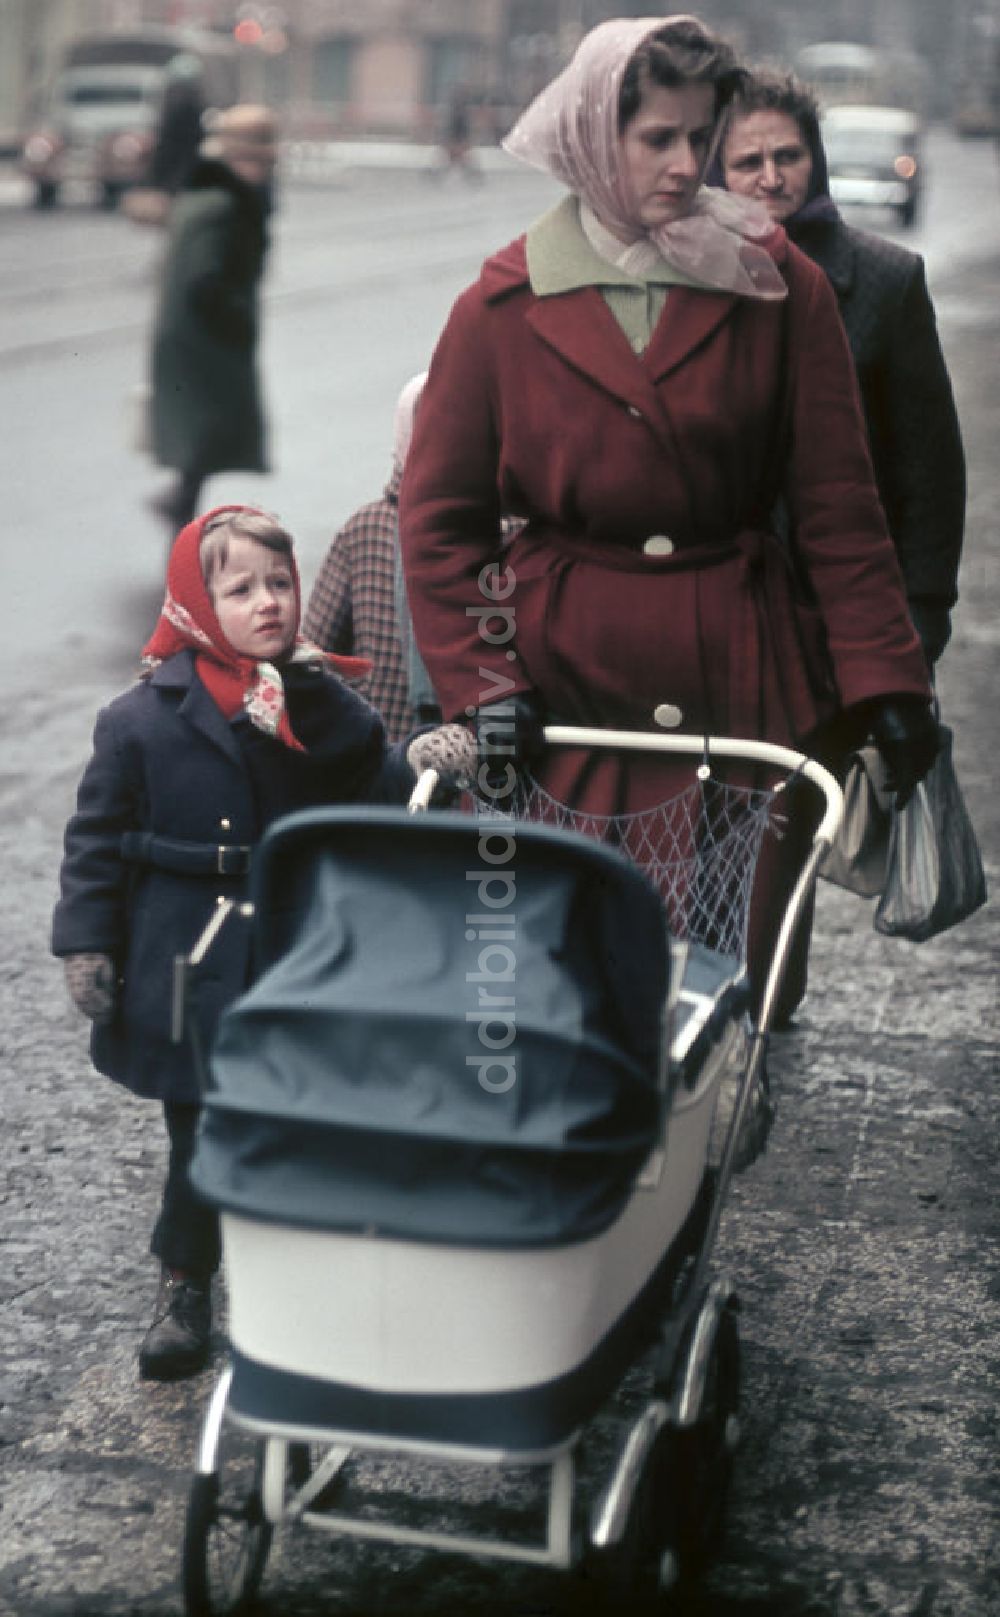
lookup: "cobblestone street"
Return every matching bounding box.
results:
[1,215,997,1617]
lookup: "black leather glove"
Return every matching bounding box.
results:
[867,697,941,809]
[475,692,545,799]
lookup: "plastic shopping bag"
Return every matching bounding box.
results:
[820,746,892,897]
[874,726,987,942]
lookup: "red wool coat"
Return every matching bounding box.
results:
[400,222,931,814]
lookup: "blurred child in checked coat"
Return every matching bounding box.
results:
[304,373,441,741]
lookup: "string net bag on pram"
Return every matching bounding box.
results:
[476,763,786,965]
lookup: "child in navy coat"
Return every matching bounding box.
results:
[53,505,470,1380]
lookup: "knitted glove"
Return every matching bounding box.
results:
[475,692,545,797]
[63,953,116,1024]
[406,724,479,787]
[867,697,941,809]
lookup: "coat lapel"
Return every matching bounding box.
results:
[152,653,243,767]
[180,679,243,766]
[643,286,740,382]
[524,279,744,453]
[526,290,678,454]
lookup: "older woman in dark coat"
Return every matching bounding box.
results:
[149,105,277,533]
[716,70,966,1020]
[719,70,966,667]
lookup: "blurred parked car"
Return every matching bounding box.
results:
[20,27,238,210]
[23,62,163,209]
[820,103,923,228]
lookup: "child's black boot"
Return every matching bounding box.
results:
[139,1268,212,1381]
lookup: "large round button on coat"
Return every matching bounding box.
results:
[653,703,683,728]
[643,535,674,556]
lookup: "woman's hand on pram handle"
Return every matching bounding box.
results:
[866,697,941,809]
[406,724,479,798]
[475,692,545,795]
[63,952,117,1023]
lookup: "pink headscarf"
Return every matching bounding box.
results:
[503,15,787,302]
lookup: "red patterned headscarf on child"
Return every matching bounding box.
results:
[140,505,371,752]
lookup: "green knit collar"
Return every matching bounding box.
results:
[525,195,699,296]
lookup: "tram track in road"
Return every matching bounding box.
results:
[2,226,989,373]
[0,170,555,367]
[0,237,485,367]
[2,123,991,366]
[0,181,486,301]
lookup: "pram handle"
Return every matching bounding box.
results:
[409,769,441,812]
[540,726,843,848]
[409,727,843,841]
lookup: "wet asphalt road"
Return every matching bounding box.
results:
[0,142,998,1616]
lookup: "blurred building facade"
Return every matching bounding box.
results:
[0,0,989,150]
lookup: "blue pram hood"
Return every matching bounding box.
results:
[191,807,669,1247]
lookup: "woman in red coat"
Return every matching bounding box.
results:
[400,16,938,1011]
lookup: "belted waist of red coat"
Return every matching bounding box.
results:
[507,524,836,741]
[513,523,777,572]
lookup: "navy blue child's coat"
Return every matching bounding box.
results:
[52,649,413,1102]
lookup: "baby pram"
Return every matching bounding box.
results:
[177,726,842,1614]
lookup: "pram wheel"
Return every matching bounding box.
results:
[182,1433,272,1616]
[662,1296,741,1585]
[585,1422,681,1612]
[588,1296,740,1611]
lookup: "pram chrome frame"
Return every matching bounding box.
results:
[180,727,842,1613]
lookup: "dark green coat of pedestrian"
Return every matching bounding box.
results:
[150,156,270,479]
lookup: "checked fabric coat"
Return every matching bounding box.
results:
[303,466,415,743]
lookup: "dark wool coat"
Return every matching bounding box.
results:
[150,157,269,478]
[400,220,931,816]
[791,218,965,662]
[52,652,414,1103]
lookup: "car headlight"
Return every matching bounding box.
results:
[23,133,59,163]
[109,132,145,161]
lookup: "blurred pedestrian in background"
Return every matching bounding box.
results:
[429,90,482,182]
[52,505,458,1380]
[401,15,939,1036]
[146,54,206,200]
[148,105,278,537]
[719,70,965,668]
[304,373,441,741]
[122,57,207,228]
